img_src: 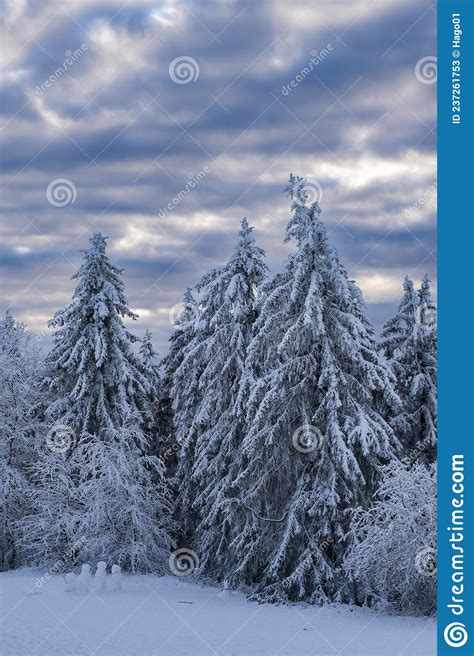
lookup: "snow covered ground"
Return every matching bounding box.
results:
[0,569,435,656]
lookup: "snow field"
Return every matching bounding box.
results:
[1,569,435,656]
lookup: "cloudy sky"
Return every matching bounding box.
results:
[0,0,436,353]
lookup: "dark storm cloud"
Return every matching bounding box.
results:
[0,0,437,346]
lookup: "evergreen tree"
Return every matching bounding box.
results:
[380,275,437,463]
[45,233,154,438]
[138,329,167,453]
[174,218,267,575]
[163,289,199,386]
[139,329,161,378]
[161,288,199,477]
[226,176,401,603]
[415,275,437,458]
[22,233,174,570]
[0,313,43,569]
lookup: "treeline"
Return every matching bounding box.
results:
[0,175,437,615]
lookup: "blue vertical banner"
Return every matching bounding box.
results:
[438,1,474,654]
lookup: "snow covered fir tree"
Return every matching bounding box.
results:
[215,176,403,603]
[17,233,174,570]
[0,177,437,616]
[169,218,267,574]
[380,275,437,464]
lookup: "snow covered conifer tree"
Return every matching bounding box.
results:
[415,274,437,459]
[161,288,199,477]
[140,329,160,373]
[162,289,198,396]
[138,328,166,448]
[226,176,401,603]
[138,328,162,417]
[173,218,267,575]
[0,313,43,569]
[380,275,437,463]
[22,233,174,569]
[45,233,155,437]
[380,276,418,361]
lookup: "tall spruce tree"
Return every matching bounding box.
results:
[173,218,267,575]
[380,275,437,463]
[139,329,160,373]
[225,176,401,603]
[138,329,166,450]
[161,288,200,482]
[22,233,174,570]
[45,233,154,437]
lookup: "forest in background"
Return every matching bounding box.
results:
[0,176,437,616]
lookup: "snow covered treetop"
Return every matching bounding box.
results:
[90,232,107,252]
[285,173,322,215]
[49,231,137,330]
[403,275,414,293]
[419,273,434,304]
[283,175,327,250]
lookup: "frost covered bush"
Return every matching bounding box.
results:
[344,460,437,615]
[0,313,44,570]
